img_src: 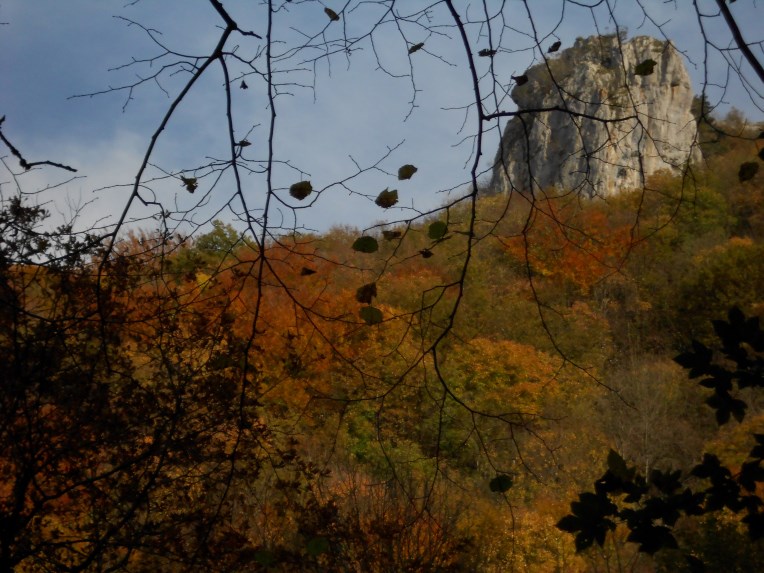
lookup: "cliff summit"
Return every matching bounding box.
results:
[491,35,701,197]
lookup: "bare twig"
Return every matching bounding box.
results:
[0,116,77,172]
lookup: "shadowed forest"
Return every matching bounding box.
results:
[2,105,763,571]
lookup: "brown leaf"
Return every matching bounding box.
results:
[739,161,759,182]
[355,282,377,304]
[180,176,198,193]
[375,189,399,208]
[634,59,657,76]
[397,164,418,180]
[324,7,340,21]
[359,306,383,325]
[289,181,313,200]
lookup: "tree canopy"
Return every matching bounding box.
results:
[1,1,764,571]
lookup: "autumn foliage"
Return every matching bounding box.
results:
[1,113,764,571]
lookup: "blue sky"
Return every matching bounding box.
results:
[1,1,762,238]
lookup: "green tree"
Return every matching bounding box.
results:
[194,220,240,256]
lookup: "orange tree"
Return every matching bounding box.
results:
[0,198,318,571]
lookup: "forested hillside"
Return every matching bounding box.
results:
[2,107,762,571]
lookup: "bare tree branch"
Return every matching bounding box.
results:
[0,116,77,173]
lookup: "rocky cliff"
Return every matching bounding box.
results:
[490,35,701,197]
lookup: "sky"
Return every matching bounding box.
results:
[1,0,763,239]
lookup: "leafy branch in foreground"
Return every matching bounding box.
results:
[558,307,764,567]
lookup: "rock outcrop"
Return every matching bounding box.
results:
[490,35,701,197]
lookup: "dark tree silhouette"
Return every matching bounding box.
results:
[558,307,764,568]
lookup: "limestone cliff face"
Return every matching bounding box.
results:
[490,35,701,197]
